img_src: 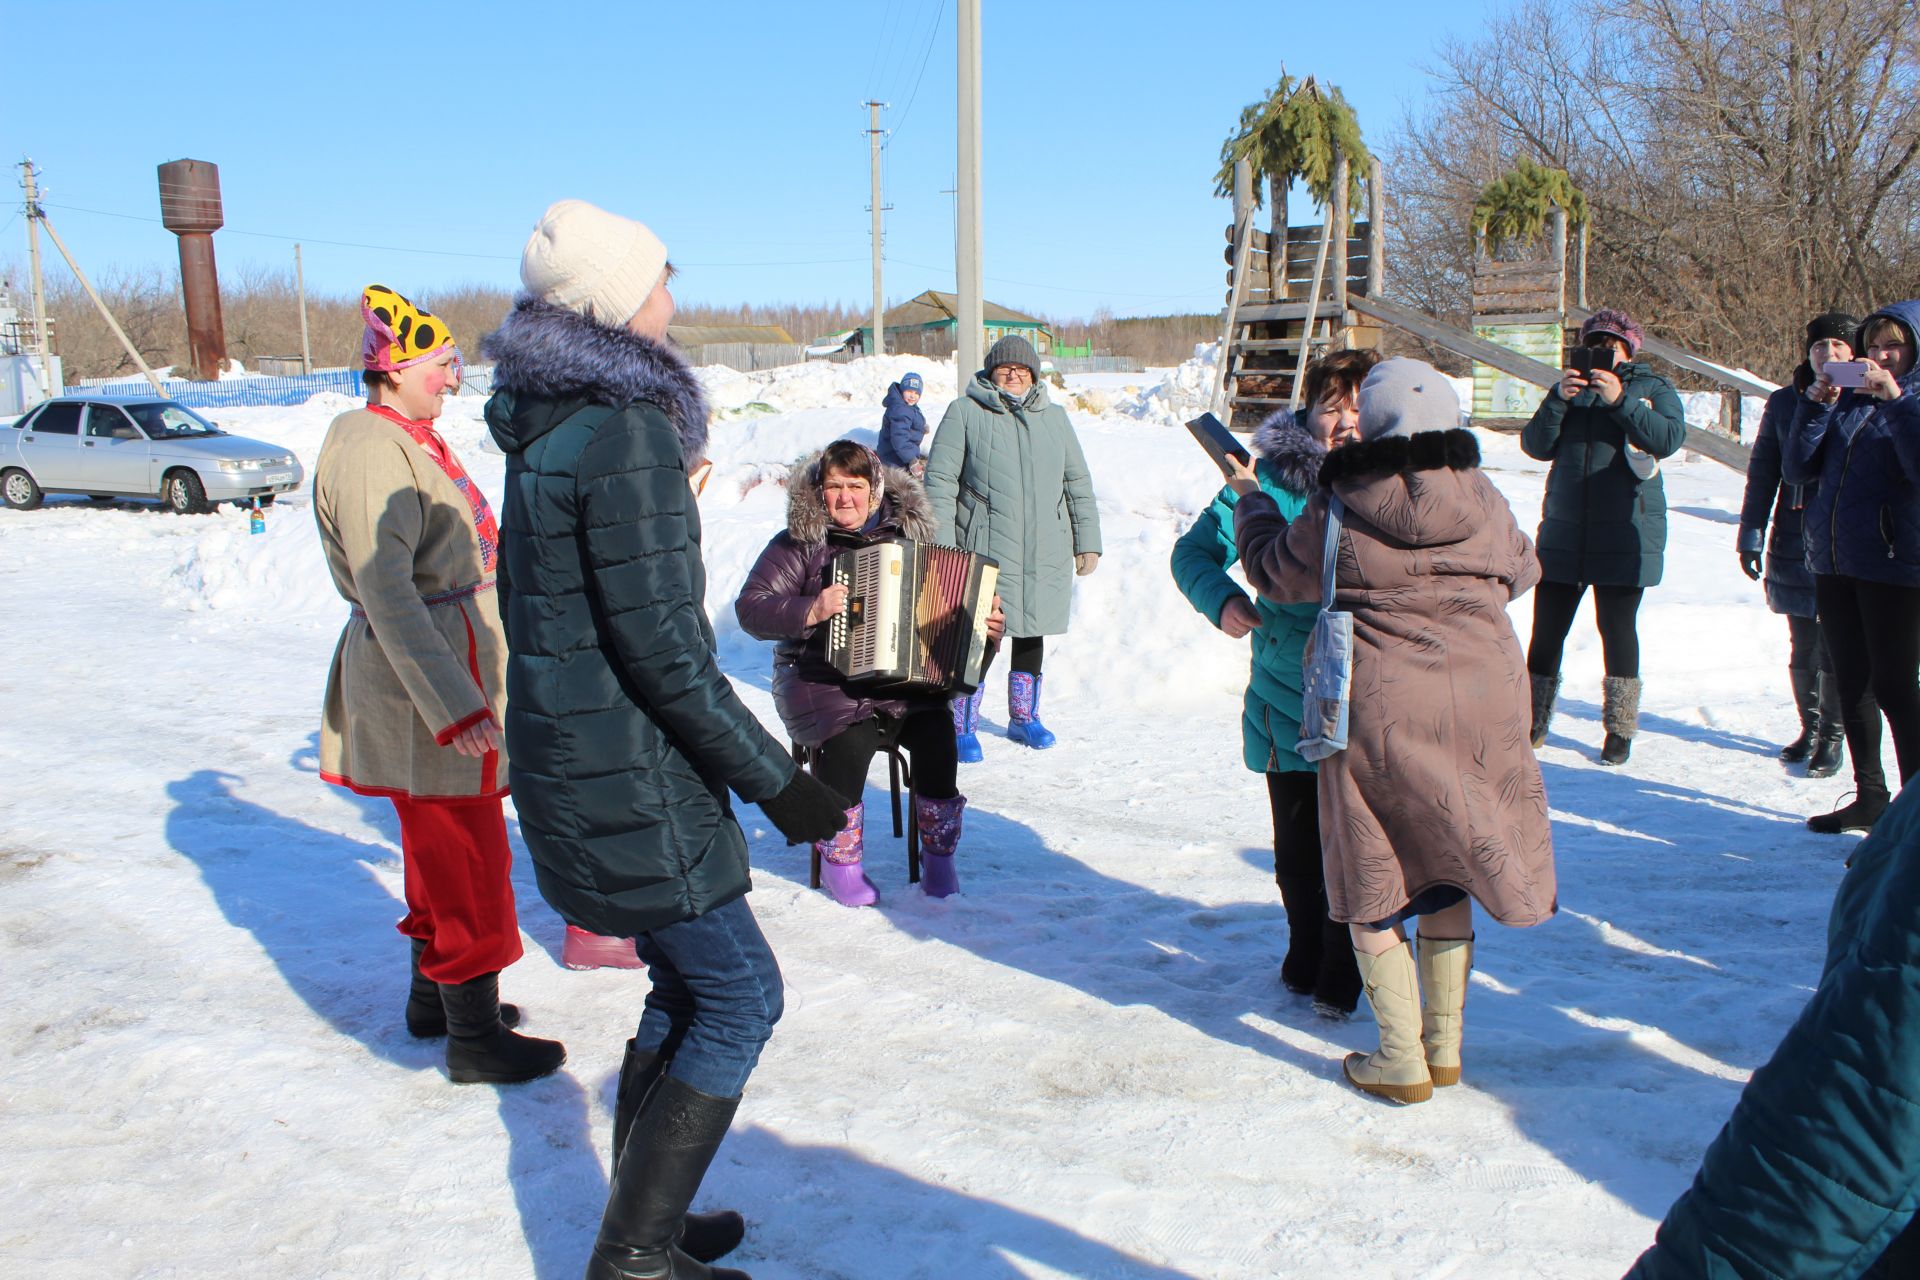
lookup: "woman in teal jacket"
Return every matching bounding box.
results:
[925,335,1102,755]
[1169,351,1379,1017]
[1626,776,1920,1278]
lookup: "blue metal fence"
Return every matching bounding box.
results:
[76,369,367,409]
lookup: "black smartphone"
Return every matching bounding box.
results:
[1185,412,1253,478]
[1568,346,1617,376]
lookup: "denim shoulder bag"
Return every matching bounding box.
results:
[1297,494,1354,762]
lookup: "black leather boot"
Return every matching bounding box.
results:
[406,938,519,1039]
[1778,667,1818,763]
[614,1041,745,1264]
[1808,784,1890,835]
[1807,672,1846,779]
[440,972,565,1084]
[588,1077,750,1279]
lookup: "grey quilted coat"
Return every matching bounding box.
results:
[923,373,1101,637]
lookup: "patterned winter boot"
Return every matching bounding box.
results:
[914,793,966,898]
[951,686,985,764]
[1343,940,1433,1104]
[1007,671,1057,749]
[1600,675,1641,766]
[1528,673,1561,750]
[816,803,878,907]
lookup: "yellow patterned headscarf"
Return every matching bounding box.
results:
[360,284,457,371]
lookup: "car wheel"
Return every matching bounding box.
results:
[2,468,44,511]
[162,469,212,515]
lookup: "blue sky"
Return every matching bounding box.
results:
[4,0,1503,321]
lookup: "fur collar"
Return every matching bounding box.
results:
[482,297,709,463]
[1250,409,1325,496]
[1319,428,1481,487]
[785,450,936,545]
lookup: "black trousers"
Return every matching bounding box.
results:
[980,635,1044,679]
[1785,612,1834,675]
[1527,580,1646,678]
[810,708,959,809]
[1815,574,1920,790]
[1266,771,1361,1012]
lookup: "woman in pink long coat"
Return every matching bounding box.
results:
[1227,358,1556,1105]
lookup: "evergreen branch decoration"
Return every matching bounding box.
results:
[1214,74,1369,214]
[1471,159,1590,255]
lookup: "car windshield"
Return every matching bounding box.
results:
[125,403,223,438]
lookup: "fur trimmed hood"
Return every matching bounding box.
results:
[482,297,709,464]
[784,449,936,545]
[1320,428,1480,487]
[1250,408,1326,497]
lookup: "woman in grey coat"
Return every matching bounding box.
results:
[924,336,1101,756]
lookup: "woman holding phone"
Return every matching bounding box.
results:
[1521,309,1688,766]
[1783,302,1920,834]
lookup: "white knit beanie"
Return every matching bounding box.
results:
[519,199,669,326]
[1356,357,1461,441]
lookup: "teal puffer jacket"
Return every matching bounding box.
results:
[1171,411,1322,774]
[923,374,1101,637]
[1521,362,1687,588]
[1626,781,1920,1279]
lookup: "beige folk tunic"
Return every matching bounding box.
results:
[314,408,507,801]
[1234,430,1557,928]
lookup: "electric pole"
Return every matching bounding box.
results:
[19,160,51,395]
[955,0,984,388]
[866,100,889,358]
[295,243,312,374]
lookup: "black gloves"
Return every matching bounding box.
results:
[760,769,849,844]
[1739,550,1763,581]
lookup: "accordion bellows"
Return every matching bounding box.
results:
[828,539,1000,695]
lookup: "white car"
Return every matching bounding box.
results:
[0,397,303,514]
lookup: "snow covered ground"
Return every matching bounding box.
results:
[0,354,1856,1278]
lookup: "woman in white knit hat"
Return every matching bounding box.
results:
[484,199,846,1280]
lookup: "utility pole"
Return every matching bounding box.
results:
[19,160,51,396]
[295,243,312,374]
[955,0,984,388]
[866,100,889,358]
[33,210,167,397]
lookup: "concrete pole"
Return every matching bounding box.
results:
[955,0,984,389]
[295,244,312,375]
[867,100,887,357]
[20,161,52,396]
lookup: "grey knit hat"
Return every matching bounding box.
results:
[982,335,1041,382]
[1356,357,1461,441]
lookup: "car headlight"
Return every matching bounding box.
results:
[216,459,258,473]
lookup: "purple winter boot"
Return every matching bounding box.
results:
[1007,672,1057,749]
[816,803,878,907]
[915,794,966,898]
[951,686,985,764]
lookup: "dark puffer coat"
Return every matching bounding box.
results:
[1626,780,1920,1279]
[877,383,927,471]
[734,455,940,748]
[1521,361,1688,587]
[482,300,796,938]
[1737,375,1819,618]
[1782,300,1920,589]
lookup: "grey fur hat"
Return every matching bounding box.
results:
[1357,357,1460,441]
[982,335,1042,381]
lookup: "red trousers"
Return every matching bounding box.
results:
[391,795,524,984]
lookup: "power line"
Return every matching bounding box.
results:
[887,0,948,145]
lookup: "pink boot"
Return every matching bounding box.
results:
[562,925,645,971]
[915,793,965,898]
[816,803,878,907]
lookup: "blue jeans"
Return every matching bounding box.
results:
[632,895,784,1098]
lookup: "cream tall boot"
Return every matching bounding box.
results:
[1344,940,1433,1104]
[1417,936,1474,1087]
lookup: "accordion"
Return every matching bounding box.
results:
[827,539,1000,694]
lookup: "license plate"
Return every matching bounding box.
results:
[265,471,294,484]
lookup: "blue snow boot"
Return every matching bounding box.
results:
[952,685,985,763]
[1006,672,1056,750]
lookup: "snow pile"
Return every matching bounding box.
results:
[700,354,958,420]
[1110,342,1221,427]
[1679,390,1768,438]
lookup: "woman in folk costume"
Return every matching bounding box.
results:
[1228,359,1556,1104]
[312,285,563,1086]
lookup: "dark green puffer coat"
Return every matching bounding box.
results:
[1521,361,1688,588]
[482,299,796,937]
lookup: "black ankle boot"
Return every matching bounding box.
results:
[614,1042,745,1264]
[440,972,565,1084]
[1779,667,1818,763]
[1807,732,1845,779]
[1808,786,1890,835]
[406,939,520,1038]
[589,1077,750,1279]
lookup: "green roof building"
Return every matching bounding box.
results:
[856,290,1053,359]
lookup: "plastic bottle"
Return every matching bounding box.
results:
[249,500,266,535]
